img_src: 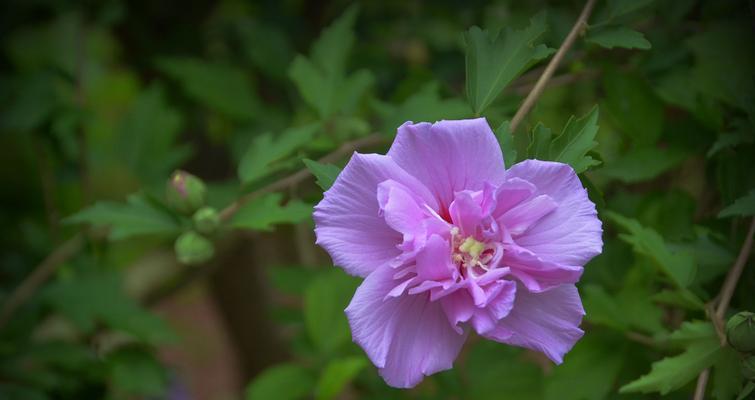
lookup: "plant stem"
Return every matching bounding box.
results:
[509,0,597,133]
[693,216,755,400]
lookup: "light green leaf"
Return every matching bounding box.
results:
[245,363,315,400]
[600,147,686,183]
[304,270,360,354]
[238,124,319,185]
[620,323,722,395]
[107,346,167,397]
[314,356,367,400]
[373,82,469,133]
[230,193,312,231]
[303,159,342,191]
[718,189,755,218]
[64,194,180,241]
[527,106,601,173]
[603,68,663,145]
[464,13,554,115]
[606,212,697,288]
[288,6,373,118]
[157,57,259,120]
[587,26,651,50]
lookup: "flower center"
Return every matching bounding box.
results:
[450,227,496,277]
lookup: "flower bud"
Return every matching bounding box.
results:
[193,207,220,235]
[174,231,214,265]
[726,311,755,353]
[166,170,207,214]
[743,355,755,381]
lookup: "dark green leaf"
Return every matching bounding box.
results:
[314,356,367,400]
[245,363,315,400]
[373,82,469,133]
[587,26,651,50]
[718,189,755,218]
[464,13,554,115]
[64,194,180,241]
[230,193,312,231]
[527,106,601,173]
[238,124,319,185]
[603,68,663,146]
[599,147,686,183]
[303,159,342,191]
[712,347,744,400]
[107,346,167,397]
[304,270,360,354]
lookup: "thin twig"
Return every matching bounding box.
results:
[509,69,598,96]
[218,133,386,222]
[509,0,597,132]
[0,234,84,331]
[693,217,755,400]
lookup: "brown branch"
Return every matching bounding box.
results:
[693,217,755,400]
[0,234,84,331]
[509,0,598,133]
[509,69,599,96]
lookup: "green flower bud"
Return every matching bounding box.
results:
[743,355,755,381]
[174,231,214,265]
[726,311,755,353]
[193,207,220,235]
[166,170,207,214]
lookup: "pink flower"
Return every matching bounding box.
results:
[313,119,603,388]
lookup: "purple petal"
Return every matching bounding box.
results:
[503,245,583,292]
[314,153,437,277]
[377,180,428,236]
[416,234,455,281]
[492,178,537,216]
[387,119,506,211]
[504,160,603,267]
[499,194,557,236]
[345,266,468,388]
[484,284,585,364]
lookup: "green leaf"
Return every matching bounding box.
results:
[230,193,312,231]
[107,346,167,397]
[620,323,722,395]
[587,26,651,50]
[314,356,367,400]
[245,363,315,400]
[583,282,664,333]
[466,341,543,400]
[373,82,469,133]
[238,124,319,185]
[739,382,755,400]
[599,147,686,183]
[606,0,656,19]
[157,57,259,120]
[606,212,697,288]
[707,122,754,158]
[602,68,663,146]
[303,159,342,191]
[64,194,180,241]
[712,347,744,400]
[288,6,374,118]
[718,189,755,218]
[494,120,519,168]
[304,270,360,354]
[528,106,602,173]
[544,333,626,400]
[464,13,554,115]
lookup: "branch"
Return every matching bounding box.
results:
[693,216,755,400]
[509,0,597,132]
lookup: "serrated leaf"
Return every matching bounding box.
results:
[245,363,315,400]
[64,194,180,241]
[464,13,554,115]
[238,124,319,185]
[373,82,469,133]
[304,270,360,355]
[600,147,686,183]
[718,189,755,218]
[527,106,601,173]
[314,356,367,400]
[230,193,312,231]
[620,323,722,395]
[494,120,518,168]
[288,6,373,118]
[303,159,341,191]
[587,26,651,50]
[157,57,259,120]
[606,212,697,288]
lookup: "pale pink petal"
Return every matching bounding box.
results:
[416,234,455,281]
[314,153,437,277]
[504,160,603,267]
[484,284,585,364]
[492,177,536,217]
[387,119,506,211]
[345,266,468,388]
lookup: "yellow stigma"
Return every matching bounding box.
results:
[459,237,485,259]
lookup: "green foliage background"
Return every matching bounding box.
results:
[1,0,754,399]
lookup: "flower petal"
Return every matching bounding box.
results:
[388,119,506,211]
[314,153,437,277]
[499,194,557,236]
[416,234,455,281]
[484,284,585,364]
[346,266,468,388]
[503,245,583,292]
[504,160,603,267]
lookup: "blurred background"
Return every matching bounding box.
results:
[1,0,754,399]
